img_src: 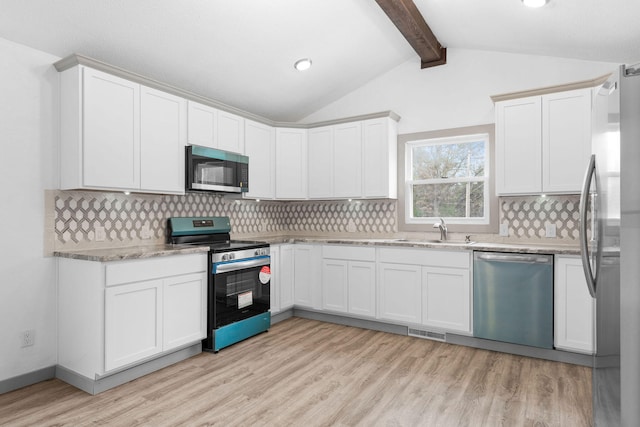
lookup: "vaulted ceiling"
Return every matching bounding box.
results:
[1,0,638,122]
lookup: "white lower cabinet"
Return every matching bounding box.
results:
[377,248,472,334]
[421,267,471,333]
[322,259,349,313]
[378,262,422,324]
[321,246,376,318]
[58,253,207,380]
[105,279,163,371]
[554,255,595,354]
[293,245,322,309]
[270,244,296,314]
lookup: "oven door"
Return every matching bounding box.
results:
[212,255,270,328]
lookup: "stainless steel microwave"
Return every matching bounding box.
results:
[185,145,249,193]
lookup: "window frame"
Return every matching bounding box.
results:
[405,133,490,225]
[397,124,498,234]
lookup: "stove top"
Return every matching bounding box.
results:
[167,216,269,255]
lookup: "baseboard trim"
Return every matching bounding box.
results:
[293,309,408,336]
[271,309,294,324]
[56,343,202,395]
[291,309,592,367]
[446,334,594,367]
[0,366,56,395]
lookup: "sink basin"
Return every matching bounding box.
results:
[424,239,475,245]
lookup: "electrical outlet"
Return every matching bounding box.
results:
[21,330,35,347]
[95,225,106,241]
[499,223,509,237]
[545,223,557,238]
[140,224,151,239]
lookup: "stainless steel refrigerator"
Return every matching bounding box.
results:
[580,63,640,426]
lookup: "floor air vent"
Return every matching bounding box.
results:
[408,328,446,342]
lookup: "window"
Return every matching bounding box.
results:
[405,133,490,225]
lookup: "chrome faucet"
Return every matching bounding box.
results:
[433,217,448,241]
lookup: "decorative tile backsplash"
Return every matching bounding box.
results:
[48,190,582,252]
[499,195,583,239]
[48,190,397,251]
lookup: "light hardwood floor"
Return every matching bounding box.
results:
[0,317,592,426]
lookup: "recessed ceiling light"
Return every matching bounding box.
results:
[522,0,549,7]
[294,58,312,71]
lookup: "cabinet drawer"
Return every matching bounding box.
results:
[106,253,207,286]
[377,247,470,269]
[322,245,375,261]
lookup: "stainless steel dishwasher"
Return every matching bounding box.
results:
[473,251,554,349]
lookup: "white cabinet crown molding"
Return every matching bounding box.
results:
[54,54,400,129]
[490,73,611,103]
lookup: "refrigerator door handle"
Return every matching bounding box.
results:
[579,154,597,298]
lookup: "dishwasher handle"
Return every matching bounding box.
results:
[475,252,552,264]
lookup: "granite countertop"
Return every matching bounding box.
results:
[53,244,210,262]
[258,236,582,255]
[53,236,582,262]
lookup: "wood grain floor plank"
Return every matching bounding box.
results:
[0,317,591,426]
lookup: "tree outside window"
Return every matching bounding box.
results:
[406,133,489,224]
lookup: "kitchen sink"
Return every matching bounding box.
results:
[424,239,476,245]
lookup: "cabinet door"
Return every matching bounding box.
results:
[293,245,321,309]
[279,245,295,310]
[83,67,140,190]
[322,259,349,313]
[348,261,376,318]
[542,89,592,193]
[307,126,334,199]
[378,262,422,324]
[333,122,362,198]
[363,118,397,199]
[187,101,217,148]
[217,110,245,154]
[140,86,186,194]
[422,267,471,333]
[269,245,281,314]
[275,128,308,199]
[105,280,162,371]
[244,120,276,199]
[554,256,595,353]
[163,273,206,351]
[496,96,542,194]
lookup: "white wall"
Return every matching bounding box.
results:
[0,38,59,382]
[301,48,618,134]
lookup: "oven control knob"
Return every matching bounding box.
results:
[229,253,235,260]
[221,254,229,261]
[255,249,262,256]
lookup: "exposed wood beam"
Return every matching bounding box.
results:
[375,0,446,69]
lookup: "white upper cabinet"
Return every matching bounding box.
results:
[307,126,334,198]
[217,110,245,154]
[187,101,217,148]
[244,119,276,199]
[72,67,141,190]
[275,127,308,199]
[333,122,363,198]
[363,117,397,199]
[140,86,186,194]
[542,90,592,193]
[495,87,592,195]
[59,66,184,194]
[187,101,245,154]
[307,117,397,200]
[496,96,542,195]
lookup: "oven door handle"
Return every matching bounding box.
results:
[213,256,270,274]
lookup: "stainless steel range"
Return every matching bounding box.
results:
[168,216,270,352]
